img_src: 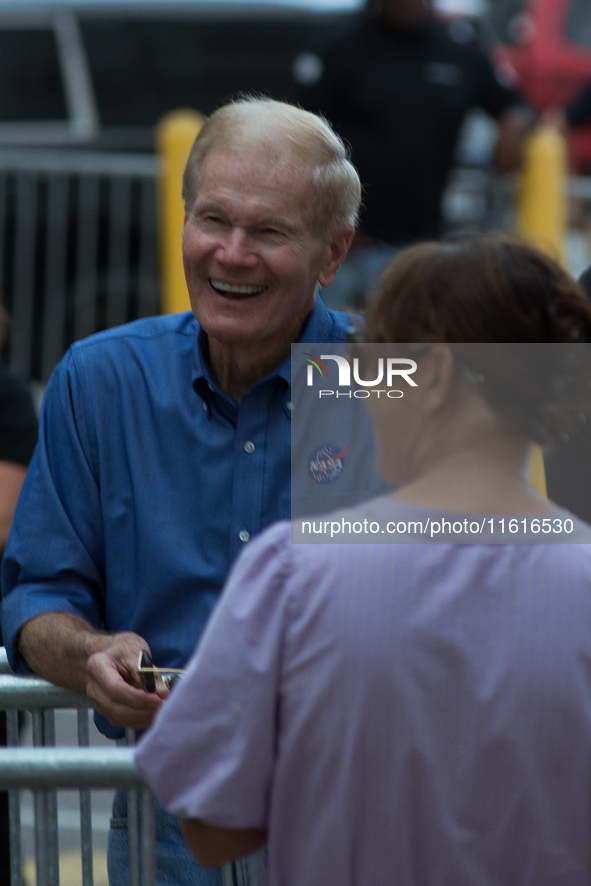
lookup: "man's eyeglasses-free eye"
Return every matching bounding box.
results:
[137,650,184,692]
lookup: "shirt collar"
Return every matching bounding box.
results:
[275,298,342,385]
[192,326,217,390]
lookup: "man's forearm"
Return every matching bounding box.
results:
[18,614,165,729]
[18,612,112,692]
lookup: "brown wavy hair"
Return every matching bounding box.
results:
[363,233,591,443]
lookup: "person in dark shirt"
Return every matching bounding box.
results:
[0,303,37,556]
[580,264,591,299]
[295,0,532,308]
[0,306,38,885]
[565,81,591,133]
[0,365,38,555]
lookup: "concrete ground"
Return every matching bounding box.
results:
[22,850,108,886]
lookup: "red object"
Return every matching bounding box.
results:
[496,0,591,167]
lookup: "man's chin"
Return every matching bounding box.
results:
[197,319,268,348]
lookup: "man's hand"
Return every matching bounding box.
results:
[19,612,169,730]
[86,633,169,730]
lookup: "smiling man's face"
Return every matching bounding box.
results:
[182,142,343,354]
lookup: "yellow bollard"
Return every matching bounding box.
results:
[529,444,547,498]
[516,125,567,265]
[156,109,204,314]
[517,126,565,496]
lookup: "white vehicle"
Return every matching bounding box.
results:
[0,0,495,148]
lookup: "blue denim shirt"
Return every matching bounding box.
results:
[1,301,351,737]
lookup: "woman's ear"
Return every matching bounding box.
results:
[421,345,456,415]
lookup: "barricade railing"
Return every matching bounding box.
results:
[0,650,240,886]
[0,649,157,886]
[0,747,154,886]
[0,147,160,383]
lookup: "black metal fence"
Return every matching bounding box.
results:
[0,148,160,383]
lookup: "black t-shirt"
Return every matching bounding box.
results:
[0,365,37,615]
[0,365,37,467]
[566,81,591,128]
[579,263,591,299]
[297,16,520,243]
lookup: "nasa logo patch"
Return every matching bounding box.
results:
[307,443,350,485]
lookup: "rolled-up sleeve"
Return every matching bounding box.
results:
[135,523,293,830]
[1,348,106,673]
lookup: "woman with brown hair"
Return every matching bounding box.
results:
[361,232,591,520]
[137,233,591,886]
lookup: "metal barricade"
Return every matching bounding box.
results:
[0,651,244,886]
[0,651,156,886]
[0,147,160,383]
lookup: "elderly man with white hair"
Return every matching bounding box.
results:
[1,98,360,886]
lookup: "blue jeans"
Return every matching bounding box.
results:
[321,242,403,311]
[108,790,221,886]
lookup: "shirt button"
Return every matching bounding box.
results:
[202,401,208,411]
[286,401,293,411]
[238,529,250,543]
[207,382,214,391]
[244,441,255,454]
